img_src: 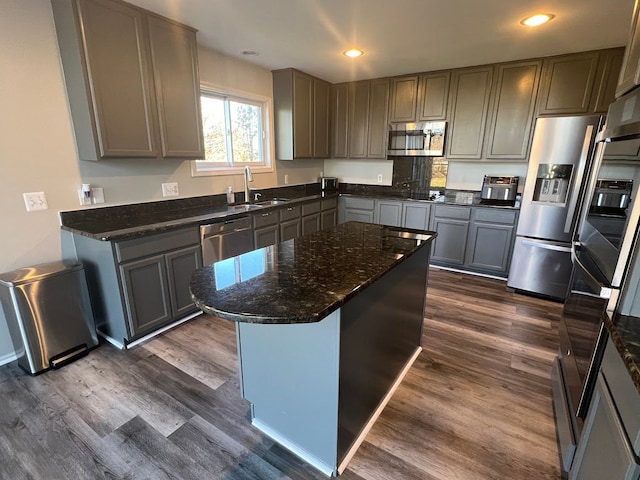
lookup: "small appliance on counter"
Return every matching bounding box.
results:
[387,121,446,157]
[479,175,519,206]
[320,176,339,192]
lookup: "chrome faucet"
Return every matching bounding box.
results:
[244,165,253,202]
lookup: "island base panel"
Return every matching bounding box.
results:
[237,310,341,476]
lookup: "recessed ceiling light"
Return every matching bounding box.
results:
[343,48,364,58]
[520,13,555,27]
[242,50,259,56]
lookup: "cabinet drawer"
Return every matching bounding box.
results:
[601,338,640,453]
[473,207,517,225]
[280,204,301,221]
[302,201,321,216]
[433,205,471,220]
[253,210,279,228]
[321,197,338,210]
[342,196,375,210]
[115,227,199,263]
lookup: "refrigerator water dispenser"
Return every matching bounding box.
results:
[532,164,573,205]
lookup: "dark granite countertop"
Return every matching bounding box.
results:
[189,222,435,324]
[605,313,640,393]
[59,184,334,241]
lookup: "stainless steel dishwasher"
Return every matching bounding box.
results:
[201,216,254,265]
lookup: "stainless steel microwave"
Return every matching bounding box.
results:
[387,121,446,157]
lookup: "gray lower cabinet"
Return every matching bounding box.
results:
[429,205,471,266]
[374,199,403,226]
[321,197,338,231]
[465,208,517,276]
[569,339,640,480]
[402,202,431,230]
[340,197,375,223]
[302,201,321,236]
[254,210,279,248]
[71,226,201,346]
[280,205,301,241]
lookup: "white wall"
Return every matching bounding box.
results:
[0,1,323,363]
[324,159,394,185]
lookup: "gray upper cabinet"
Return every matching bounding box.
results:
[446,66,494,160]
[367,79,390,159]
[389,73,450,123]
[389,75,419,123]
[418,72,450,121]
[338,79,389,159]
[51,0,203,161]
[537,51,600,115]
[348,81,370,158]
[273,68,330,160]
[617,2,640,98]
[485,60,541,160]
[332,83,349,158]
[592,48,625,112]
[146,15,204,158]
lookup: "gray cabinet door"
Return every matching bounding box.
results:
[146,15,204,158]
[280,218,301,241]
[466,222,514,275]
[332,83,349,158]
[389,76,419,123]
[617,4,640,98]
[402,202,431,230]
[429,218,469,266]
[344,209,374,223]
[348,81,370,158]
[446,66,494,159]
[537,52,600,115]
[165,245,202,317]
[418,72,450,121]
[120,254,172,336]
[254,224,279,249]
[74,0,158,159]
[485,60,541,160]
[375,200,402,226]
[314,78,331,158]
[302,213,321,236]
[569,375,640,480]
[293,70,314,158]
[367,79,390,158]
[592,48,625,113]
[321,209,337,230]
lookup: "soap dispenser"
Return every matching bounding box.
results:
[226,186,235,204]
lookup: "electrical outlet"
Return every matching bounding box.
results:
[23,192,48,212]
[162,182,179,197]
[377,174,383,183]
[284,174,289,185]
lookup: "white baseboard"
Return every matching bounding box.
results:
[0,351,18,367]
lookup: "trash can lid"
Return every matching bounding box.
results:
[0,261,83,287]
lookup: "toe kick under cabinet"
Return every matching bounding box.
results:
[69,227,202,347]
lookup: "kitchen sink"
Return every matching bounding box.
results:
[229,203,264,212]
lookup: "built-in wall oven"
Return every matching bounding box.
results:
[552,86,640,474]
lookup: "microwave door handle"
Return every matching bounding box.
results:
[571,243,613,299]
[564,125,595,234]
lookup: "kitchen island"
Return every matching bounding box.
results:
[190,222,435,476]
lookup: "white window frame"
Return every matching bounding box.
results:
[191,83,274,177]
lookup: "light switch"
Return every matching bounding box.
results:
[23,192,48,212]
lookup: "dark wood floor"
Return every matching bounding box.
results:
[0,268,562,479]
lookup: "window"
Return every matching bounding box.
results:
[192,86,272,176]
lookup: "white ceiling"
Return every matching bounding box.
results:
[127,0,635,84]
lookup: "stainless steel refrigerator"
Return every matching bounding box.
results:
[507,115,604,300]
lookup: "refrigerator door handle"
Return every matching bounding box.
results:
[564,125,595,234]
[522,239,572,252]
[570,244,613,299]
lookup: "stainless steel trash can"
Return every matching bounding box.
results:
[0,261,98,374]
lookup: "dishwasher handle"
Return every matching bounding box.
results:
[200,216,252,238]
